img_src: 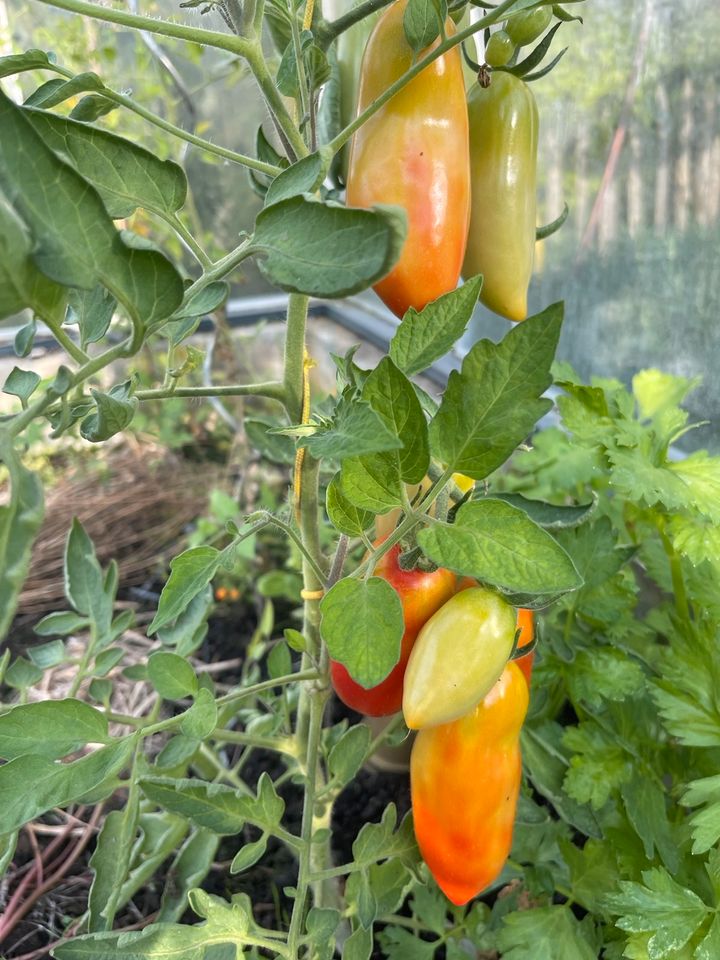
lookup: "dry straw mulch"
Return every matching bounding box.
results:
[17,441,216,620]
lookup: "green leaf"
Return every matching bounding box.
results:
[148,546,222,635]
[70,93,118,122]
[521,722,602,838]
[555,517,635,592]
[24,102,187,219]
[343,926,373,960]
[479,491,597,530]
[0,449,44,643]
[418,499,581,596]
[0,736,136,833]
[0,48,54,78]
[230,834,268,874]
[265,152,324,206]
[326,474,374,536]
[66,285,116,349]
[14,316,37,357]
[389,275,482,376]
[3,366,40,404]
[403,0,447,53]
[158,829,220,923]
[93,646,124,676]
[140,773,284,835]
[64,519,112,641]
[339,453,403,514]
[34,610,90,637]
[148,651,199,700]
[328,723,371,787]
[306,907,340,942]
[621,775,680,873]
[80,387,137,442]
[0,698,108,760]
[4,655,44,689]
[155,734,200,770]
[497,906,597,960]
[359,357,430,485]
[88,795,140,932]
[561,838,619,915]
[429,303,562,479]
[180,687,218,739]
[0,89,183,327]
[320,577,403,688]
[28,638,67,668]
[602,869,709,958]
[563,722,630,810]
[277,35,331,97]
[379,926,436,960]
[170,281,230,324]
[0,195,66,323]
[682,776,720,855]
[566,648,645,707]
[156,585,213,657]
[244,418,296,465]
[267,640,292,678]
[252,195,406,298]
[299,393,402,460]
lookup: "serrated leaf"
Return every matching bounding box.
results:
[567,648,645,707]
[0,737,135,834]
[621,775,679,873]
[299,393,401,460]
[252,195,406,298]
[390,275,482,376]
[320,577,403,688]
[418,499,581,596]
[430,303,562,479]
[602,869,709,958]
[497,907,597,960]
[361,357,429,484]
[0,698,108,759]
[64,519,111,642]
[339,452,403,514]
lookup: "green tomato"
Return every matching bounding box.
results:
[462,72,538,322]
[505,5,552,46]
[485,30,515,67]
[402,587,516,729]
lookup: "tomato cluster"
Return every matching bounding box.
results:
[345,0,542,323]
[334,0,558,905]
[330,531,536,905]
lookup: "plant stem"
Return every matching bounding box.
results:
[660,525,691,625]
[283,294,310,423]
[315,0,393,46]
[244,42,309,161]
[135,381,285,402]
[162,213,213,268]
[32,0,250,56]
[261,513,328,584]
[41,318,90,365]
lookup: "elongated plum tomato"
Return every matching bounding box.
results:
[462,72,538,321]
[456,576,535,686]
[330,544,455,716]
[402,586,516,729]
[411,661,529,904]
[345,0,470,318]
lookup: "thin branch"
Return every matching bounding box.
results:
[135,381,286,402]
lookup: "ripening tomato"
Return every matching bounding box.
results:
[330,543,455,716]
[402,586,516,729]
[462,72,538,321]
[411,661,529,904]
[346,0,470,318]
